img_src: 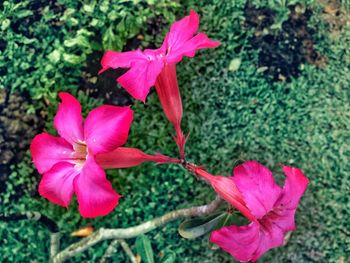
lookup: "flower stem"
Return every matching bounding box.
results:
[52,196,222,263]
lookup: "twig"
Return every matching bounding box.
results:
[53,196,222,263]
[100,240,120,263]
[50,232,61,259]
[119,240,138,263]
[100,239,137,263]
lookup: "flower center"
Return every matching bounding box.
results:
[73,141,88,169]
[146,51,166,61]
[258,204,284,231]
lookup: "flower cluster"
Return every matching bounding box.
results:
[30,10,308,262]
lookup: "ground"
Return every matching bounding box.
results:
[0,0,349,262]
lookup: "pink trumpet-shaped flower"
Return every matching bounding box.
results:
[100,10,219,158]
[30,92,134,218]
[99,10,220,102]
[207,161,309,262]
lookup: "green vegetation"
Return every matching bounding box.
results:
[1,0,349,262]
[0,0,178,103]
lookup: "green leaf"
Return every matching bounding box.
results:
[83,3,95,13]
[135,235,154,263]
[178,213,226,239]
[63,54,85,64]
[228,58,241,72]
[48,50,61,64]
[214,212,249,230]
[1,19,11,31]
[16,10,33,19]
[160,250,176,263]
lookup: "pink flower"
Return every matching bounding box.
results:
[208,161,309,262]
[99,10,220,102]
[100,10,219,159]
[30,92,134,218]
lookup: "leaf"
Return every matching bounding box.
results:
[160,250,176,263]
[228,58,241,72]
[178,213,226,239]
[63,54,85,64]
[1,19,11,31]
[83,2,96,13]
[135,235,154,263]
[70,226,94,237]
[16,10,33,19]
[64,36,90,48]
[214,212,249,231]
[48,50,61,64]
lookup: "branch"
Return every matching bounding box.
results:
[100,240,120,263]
[50,232,61,259]
[100,239,137,263]
[119,240,138,263]
[53,196,222,263]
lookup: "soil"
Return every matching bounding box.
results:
[0,89,45,193]
[318,0,350,39]
[80,15,167,106]
[81,52,133,106]
[244,3,327,82]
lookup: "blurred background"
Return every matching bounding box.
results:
[0,0,349,262]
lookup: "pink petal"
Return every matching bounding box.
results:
[165,10,199,50]
[209,175,256,222]
[30,133,74,174]
[233,161,282,219]
[99,49,146,74]
[271,166,309,231]
[54,92,84,145]
[84,105,134,155]
[267,206,297,233]
[211,221,285,262]
[166,32,221,64]
[162,10,220,64]
[117,59,164,102]
[250,222,285,262]
[38,162,78,207]
[210,222,260,262]
[74,157,121,218]
[280,166,309,209]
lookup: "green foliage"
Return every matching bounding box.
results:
[135,234,155,263]
[0,153,37,208]
[1,0,350,262]
[0,0,179,101]
[160,250,177,263]
[178,1,350,262]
